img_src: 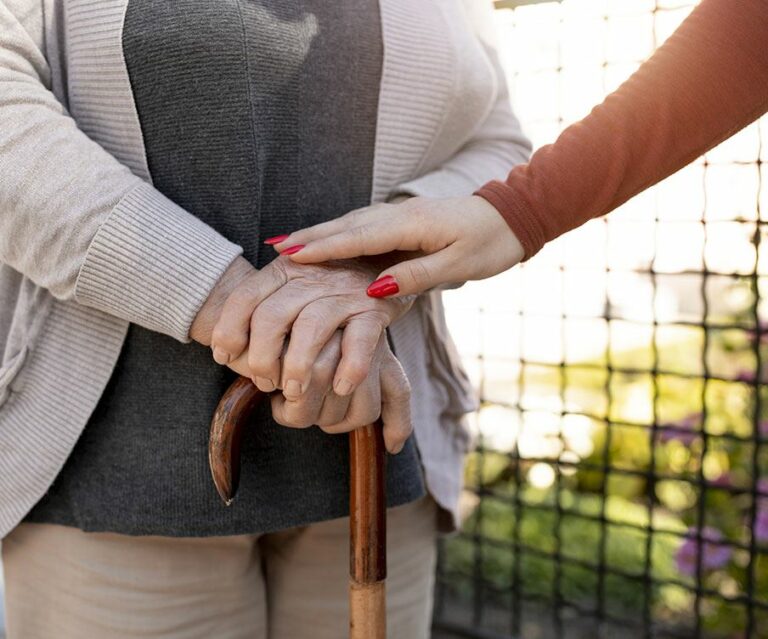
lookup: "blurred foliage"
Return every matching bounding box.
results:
[444,280,768,637]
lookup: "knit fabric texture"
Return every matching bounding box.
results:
[26,0,426,536]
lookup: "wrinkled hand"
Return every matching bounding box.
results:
[190,257,413,454]
[266,332,412,454]
[210,257,413,400]
[269,196,525,297]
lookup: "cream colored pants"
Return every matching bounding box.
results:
[1,498,436,639]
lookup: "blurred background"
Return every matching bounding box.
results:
[434,0,768,638]
[1,1,765,638]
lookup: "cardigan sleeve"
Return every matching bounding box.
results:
[477,0,768,260]
[393,0,532,199]
[0,0,243,342]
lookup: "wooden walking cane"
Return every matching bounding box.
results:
[208,376,387,639]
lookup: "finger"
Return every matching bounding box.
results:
[281,300,349,399]
[333,316,385,397]
[321,376,381,436]
[316,391,352,428]
[270,393,315,430]
[366,249,464,298]
[380,354,413,455]
[275,333,341,427]
[286,216,423,265]
[379,352,413,454]
[268,205,381,252]
[211,263,288,364]
[247,286,312,392]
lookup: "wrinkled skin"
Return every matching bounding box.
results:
[198,257,415,453]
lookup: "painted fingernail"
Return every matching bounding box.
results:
[280,244,305,256]
[255,377,276,392]
[334,378,354,396]
[367,275,399,298]
[284,379,303,398]
[264,234,290,245]
[212,346,231,365]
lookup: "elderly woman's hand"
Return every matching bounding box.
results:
[190,257,412,454]
[210,257,414,399]
[228,330,411,454]
[269,196,525,297]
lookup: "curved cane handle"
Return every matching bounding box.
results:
[208,376,265,505]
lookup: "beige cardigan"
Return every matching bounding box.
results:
[0,0,531,536]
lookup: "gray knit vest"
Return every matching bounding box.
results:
[26,0,425,536]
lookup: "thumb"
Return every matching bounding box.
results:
[367,248,462,298]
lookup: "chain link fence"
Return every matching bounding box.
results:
[435,1,768,637]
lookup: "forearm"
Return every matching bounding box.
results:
[478,0,768,260]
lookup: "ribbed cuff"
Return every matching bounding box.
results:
[75,182,244,342]
[475,180,546,261]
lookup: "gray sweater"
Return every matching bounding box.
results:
[0,0,531,537]
[25,0,427,536]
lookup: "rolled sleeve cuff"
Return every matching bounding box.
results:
[475,180,545,261]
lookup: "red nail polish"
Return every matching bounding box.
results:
[264,234,290,245]
[367,275,399,298]
[281,244,305,256]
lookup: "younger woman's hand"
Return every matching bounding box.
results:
[269,196,526,298]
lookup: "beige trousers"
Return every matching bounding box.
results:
[1,498,436,639]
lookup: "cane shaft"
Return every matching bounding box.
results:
[349,581,386,639]
[349,423,387,638]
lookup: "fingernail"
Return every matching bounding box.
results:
[264,234,290,246]
[391,442,405,455]
[367,275,399,298]
[212,346,231,365]
[284,379,303,398]
[280,244,305,256]
[255,377,276,392]
[334,378,354,396]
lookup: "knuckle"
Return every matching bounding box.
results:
[344,360,371,384]
[402,259,432,288]
[313,358,337,383]
[247,352,274,378]
[285,352,314,376]
[211,325,243,351]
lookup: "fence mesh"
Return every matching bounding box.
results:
[433,1,768,637]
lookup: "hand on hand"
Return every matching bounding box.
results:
[190,256,414,453]
[269,195,526,297]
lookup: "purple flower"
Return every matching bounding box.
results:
[710,472,732,488]
[737,369,757,384]
[755,510,768,544]
[675,527,732,577]
[658,413,701,445]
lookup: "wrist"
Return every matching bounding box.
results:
[189,256,255,345]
